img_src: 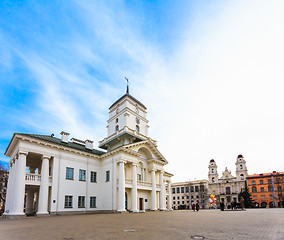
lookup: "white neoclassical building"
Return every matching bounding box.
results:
[4,88,173,217]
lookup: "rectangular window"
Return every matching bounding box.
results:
[137,174,142,181]
[177,201,180,204]
[253,195,257,200]
[190,186,194,192]
[173,201,175,204]
[260,180,263,184]
[79,169,86,181]
[182,201,184,204]
[177,187,180,193]
[182,196,184,199]
[200,185,205,192]
[195,186,199,192]
[90,196,96,208]
[261,195,265,200]
[106,170,110,182]
[181,187,184,193]
[177,196,180,200]
[252,187,257,193]
[65,195,73,208]
[91,171,97,183]
[78,196,85,208]
[186,187,189,193]
[268,179,272,184]
[276,178,280,183]
[252,180,255,185]
[278,186,282,192]
[172,188,175,194]
[261,187,264,192]
[270,195,273,199]
[66,167,74,180]
[173,196,175,200]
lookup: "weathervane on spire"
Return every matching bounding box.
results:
[125,77,129,94]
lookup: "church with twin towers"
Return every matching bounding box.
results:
[4,86,173,217]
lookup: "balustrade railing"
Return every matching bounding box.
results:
[25,173,41,182]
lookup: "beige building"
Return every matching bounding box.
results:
[171,180,208,210]
[208,155,248,208]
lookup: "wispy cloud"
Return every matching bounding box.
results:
[0,0,284,181]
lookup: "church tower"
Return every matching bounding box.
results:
[235,154,248,181]
[208,159,219,183]
[99,85,152,151]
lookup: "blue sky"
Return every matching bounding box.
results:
[1,0,284,181]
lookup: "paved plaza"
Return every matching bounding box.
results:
[0,209,283,240]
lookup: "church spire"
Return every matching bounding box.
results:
[125,77,129,94]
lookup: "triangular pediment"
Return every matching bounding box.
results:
[123,140,168,164]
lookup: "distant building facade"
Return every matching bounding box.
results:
[247,171,284,208]
[171,180,208,210]
[208,155,248,208]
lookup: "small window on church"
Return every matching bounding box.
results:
[240,165,243,169]
[212,169,214,173]
[116,118,118,123]
[212,177,215,183]
[115,125,119,132]
[240,174,244,180]
[136,125,140,132]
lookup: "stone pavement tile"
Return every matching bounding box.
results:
[0,208,283,240]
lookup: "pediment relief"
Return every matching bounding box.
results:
[123,140,167,164]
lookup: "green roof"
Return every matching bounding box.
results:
[18,133,105,156]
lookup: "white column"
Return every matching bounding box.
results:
[37,155,50,215]
[167,182,172,210]
[25,189,34,214]
[159,171,166,210]
[112,160,117,211]
[117,160,126,212]
[151,169,157,210]
[131,163,138,212]
[11,151,27,215]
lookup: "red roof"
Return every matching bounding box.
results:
[248,171,284,178]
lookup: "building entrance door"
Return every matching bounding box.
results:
[139,198,143,210]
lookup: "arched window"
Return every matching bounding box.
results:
[116,118,118,123]
[240,165,243,169]
[136,125,140,132]
[212,177,215,183]
[115,125,119,132]
[211,169,214,173]
[240,174,244,180]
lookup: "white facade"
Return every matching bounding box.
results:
[208,155,248,208]
[4,90,173,217]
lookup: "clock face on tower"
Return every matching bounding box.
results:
[136,117,140,124]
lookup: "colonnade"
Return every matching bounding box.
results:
[117,160,172,212]
[4,151,51,216]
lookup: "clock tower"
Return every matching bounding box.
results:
[99,86,153,151]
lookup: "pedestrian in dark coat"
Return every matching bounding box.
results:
[196,201,200,212]
[220,201,225,211]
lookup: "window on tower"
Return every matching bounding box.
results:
[116,118,118,123]
[240,165,243,169]
[240,174,244,180]
[115,125,119,132]
[212,177,215,182]
[136,125,140,132]
[212,169,214,173]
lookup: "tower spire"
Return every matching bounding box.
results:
[125,77,129,94]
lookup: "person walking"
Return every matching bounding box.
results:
[192,203,196,212]
[220,201,225,211]
[196,201,200,212]
[240,196,245,211]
